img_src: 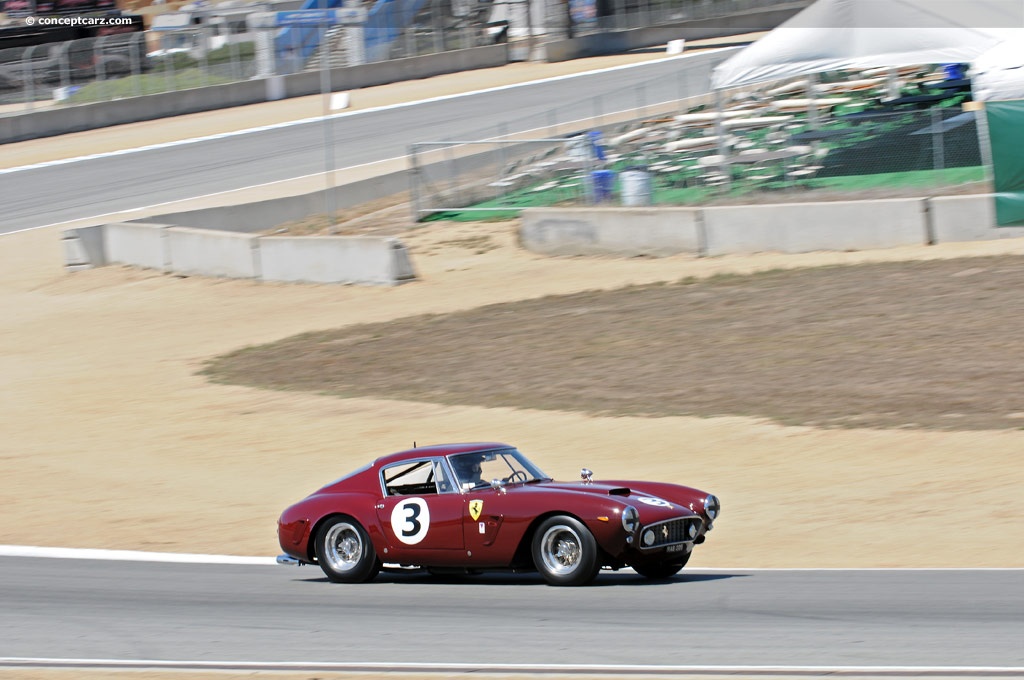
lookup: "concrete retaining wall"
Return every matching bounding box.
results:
[63,221,415,285]
[260,235,415,284]
[701,199,927,256]
[929,194,1024,243]
[519,207,701,256]
[150,170,411,232]
[105,221,172,271]
[62,225,107,272]
[521,195,1023,258]
[167,227,261,279]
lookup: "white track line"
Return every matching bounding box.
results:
[1,545,1021,570]
[1,659,1023,676]
[0,54,694,176]
[0,545,274,565]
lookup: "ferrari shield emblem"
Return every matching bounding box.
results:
[469,499,484,521]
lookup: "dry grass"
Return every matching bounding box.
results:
[203,255,1024,431]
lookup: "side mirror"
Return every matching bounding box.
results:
[580,468,593,484]
[489,479,507,494]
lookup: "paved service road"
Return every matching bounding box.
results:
[1,51,734,234]
[1,557,1022,670]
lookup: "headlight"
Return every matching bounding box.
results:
[642,529,656,547]
[703,494,721,521]
[621,505,639,533]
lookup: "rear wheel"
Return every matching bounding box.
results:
[531,515,600,586]
[632,552,691,580]
[314,517,381,583]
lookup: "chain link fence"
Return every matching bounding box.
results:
[410,73,988,219]
[0,0,809,114]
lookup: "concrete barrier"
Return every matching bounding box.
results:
[149,170,410,232]
[105,221,172,271]
[260,235,415,285]
[928,194,1024,243]
[520,207,701,257]
[519,198,941,258]
[63,221,416,285]
[701,199,928,256]
[166,227,261,279]
[62,225,107,272]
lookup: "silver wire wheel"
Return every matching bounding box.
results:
[531,515,600,586]
[323,521,363,572]
[314,517,380,583]
[539,525,583,574]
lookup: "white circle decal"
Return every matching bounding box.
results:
[390,498,430,545]
[636,496,673,508]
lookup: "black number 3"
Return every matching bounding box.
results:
[401,502,422,537]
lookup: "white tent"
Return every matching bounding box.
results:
[711,0,1015,90]
[971,32,1024,102]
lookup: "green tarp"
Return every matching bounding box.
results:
[986,100,1024,227]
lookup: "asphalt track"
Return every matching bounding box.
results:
[0,50,734,233]
[1,556,1022,674]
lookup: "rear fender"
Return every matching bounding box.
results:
[297,493,384,562]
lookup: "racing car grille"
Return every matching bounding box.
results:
[640,517,704,549]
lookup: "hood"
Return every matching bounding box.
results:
[535,480,698,521]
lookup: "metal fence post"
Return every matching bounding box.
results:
[931,107,945,175]
[230,39,240,81]
[22,45,35,111]
[131,33,143,99]
[409,144,423,223]
[445,140,460,207]
[58,41,71,98]
[199,28,210,88]
[95,36,108,101]
[165,43,175,94]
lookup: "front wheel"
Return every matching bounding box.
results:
[531,515,600,586]
[314,516,381,583]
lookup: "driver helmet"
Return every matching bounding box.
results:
[453,454,484,484]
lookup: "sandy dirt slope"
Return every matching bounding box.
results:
[3,218,1024,567]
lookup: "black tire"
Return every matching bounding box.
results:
[632,552,690,580]
[314,516,381,583]
[531,515,600,586]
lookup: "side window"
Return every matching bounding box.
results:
[432,460,454,494]
[382,460,452,496]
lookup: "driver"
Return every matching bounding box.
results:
[452,454,485,487]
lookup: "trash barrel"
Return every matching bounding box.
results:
[620,168,652,206]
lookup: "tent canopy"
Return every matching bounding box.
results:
[971,32,1024,102]
[710,0,1016,90]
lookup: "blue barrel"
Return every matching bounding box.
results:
[589,169,615,202]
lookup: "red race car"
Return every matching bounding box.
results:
[277,442,720,586]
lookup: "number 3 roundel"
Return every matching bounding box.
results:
[390,498,430,545]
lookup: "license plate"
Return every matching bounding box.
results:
[666,544,685,553]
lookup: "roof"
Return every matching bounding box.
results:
[373,442,513,466]
[711,0,1010,90]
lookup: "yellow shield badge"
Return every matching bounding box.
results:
[468,499,484,521]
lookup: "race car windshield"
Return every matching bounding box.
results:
[450,448,548,490]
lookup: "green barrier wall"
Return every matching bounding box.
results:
[986,100,1024,226]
